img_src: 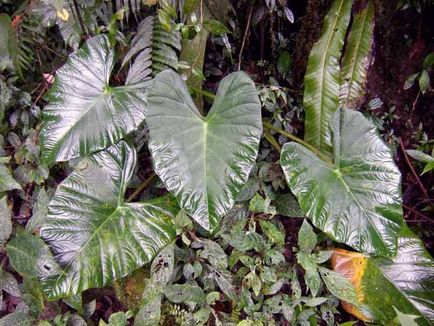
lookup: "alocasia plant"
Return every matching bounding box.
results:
[146,70,262,231]
[39,141,177,299]
[281,109,403,256]
[39,35,148,164]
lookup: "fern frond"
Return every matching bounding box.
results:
[13,12,46,76]
[124,15,181,84]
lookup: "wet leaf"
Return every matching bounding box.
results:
[164,284,205,303]
[298,219,317,253]
[39,35,148,164]
[339,0,375,109]
[147,70,262,231]
[40,142,176,300]
[331,226,434,325]
[303,0,352,156]
[281,109,403,256]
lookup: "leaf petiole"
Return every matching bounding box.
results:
[263,122,333,165]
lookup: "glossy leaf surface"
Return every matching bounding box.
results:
[339,0,375,109]
[303,0,352,156]
[39,35,148,164]
[332,226,434,325]
[281,109,403,256]
[147,70,262,230]
[40,141,176,300]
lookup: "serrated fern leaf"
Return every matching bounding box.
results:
[124,16,181,84]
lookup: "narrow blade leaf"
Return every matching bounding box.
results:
[339,0,375,108]
[303,0,352,156]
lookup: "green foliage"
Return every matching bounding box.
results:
[40,141,177,299]
[0,1,432,325]
[303,0,352,157]
[0,157,21,192]
[339,0,375,108]
[281,109,403,256]
[7,232,61,278]
[39,35,148,164]
[296,221,359,307]
[406,149,434,174]
[122,15,181,84]
[146,70,262,231]
[404,52,434,94]
[0,14,15,72]
[333,226,434,324]
[0,196,12,247]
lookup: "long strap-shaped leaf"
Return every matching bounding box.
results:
[39,35,149,164]
[40,141,177,300]
[332,226,434,325]
[303,0,352,157]
[339,0,375,109]
[281,109,403,256]
[147,70,262,231]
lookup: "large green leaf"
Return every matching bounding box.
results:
[339,0,375,109]
[281,109,403,256]
[303,0,352,157]
[39,35,148,164]
[40,141,177,300]
[146,70,262,231]
[332,226,434,325]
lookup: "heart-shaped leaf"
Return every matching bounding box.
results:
[39,34,148,164]
[40,141,177,300]
[281,109,403,256]
[147,70,262,231]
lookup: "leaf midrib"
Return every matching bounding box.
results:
[317,0,347,151]
[333,167,392,255]
[342,2,372,106]
[47,90,110,162]
[49,203,125,294]
[374,259,432,324]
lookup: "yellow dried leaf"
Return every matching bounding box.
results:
[56,9,69,21]
[143,0,158,6]
[331,249,372,322]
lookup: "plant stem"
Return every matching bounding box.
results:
[189,86,216,101]
[71,0,88,37]
[238,3,254,71]
[399,137,428,199]
[263,122,333,165]
[126,173,157,202]
[264,130,281,152]
[116,81,152,91]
